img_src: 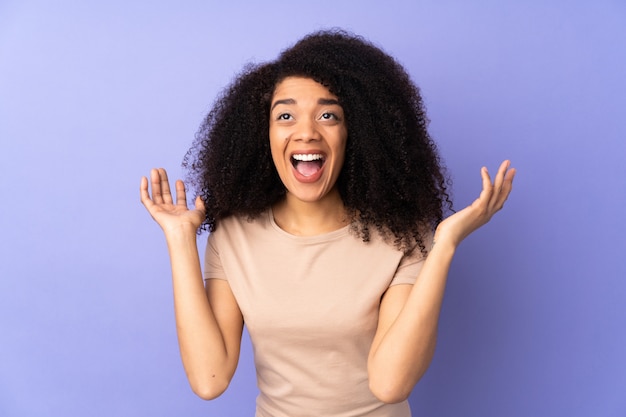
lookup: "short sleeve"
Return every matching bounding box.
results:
[388,233,433,287]
[203,232,227,281]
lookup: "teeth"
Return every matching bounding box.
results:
[292,154,323,161]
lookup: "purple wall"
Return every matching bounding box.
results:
[1,1,624,416]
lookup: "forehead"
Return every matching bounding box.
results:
[272,76,337,101]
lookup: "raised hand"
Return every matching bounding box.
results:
[434,160,516,248]
[140,168,206,234]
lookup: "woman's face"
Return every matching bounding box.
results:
[269,76,347,204]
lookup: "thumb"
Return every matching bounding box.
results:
[194,195,206,212]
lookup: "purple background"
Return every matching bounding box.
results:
[1,1,625,416]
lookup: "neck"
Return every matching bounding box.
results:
[272,189,348,236]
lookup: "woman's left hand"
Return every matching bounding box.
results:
[434,160,516,248]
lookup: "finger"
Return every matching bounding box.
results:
[491,164,516,210]
[494,166,516,209]
[150,168,165,204]
[505,167,516,183]
[175,180,188,208]
[158,168,174,205]
[489,160,510,210]
[475,166,494,206]
[195,195,206,214]
[140,176,154,208]
[493,160,510,192]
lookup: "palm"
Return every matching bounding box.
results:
[140,168,206,232]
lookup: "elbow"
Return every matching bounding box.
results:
[189,376,230,401]
[368,344,436,403]
[369,379,412,404]
[368,363,431,404]
[192,385,225,401]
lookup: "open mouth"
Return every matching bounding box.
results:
[291,153,325,177]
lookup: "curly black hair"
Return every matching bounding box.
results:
[183,29,451,254]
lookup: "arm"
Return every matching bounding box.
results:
[140,168,244,400]
[368,160,516,403]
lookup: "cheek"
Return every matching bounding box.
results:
[268,128,280,156]
[336,133,348,158]
[269,135,288,171]
[269,145,281,168]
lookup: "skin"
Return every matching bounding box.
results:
[269,77,349,235]
[140,76,516,403]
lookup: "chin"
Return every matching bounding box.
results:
[285,183,337,204]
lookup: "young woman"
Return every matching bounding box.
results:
[140,30,515,417]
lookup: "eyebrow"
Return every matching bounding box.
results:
[270,98,341,111]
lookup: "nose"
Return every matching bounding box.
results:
[294,117,321,142]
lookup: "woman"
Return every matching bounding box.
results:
[140,30,515,417]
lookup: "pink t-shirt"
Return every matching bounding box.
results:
[204,210,426,417]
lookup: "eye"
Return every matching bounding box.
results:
[276,113,292,121]
[321,112,339,121]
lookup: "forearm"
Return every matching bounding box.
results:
[368,239,456,402]
[165,226,236,398]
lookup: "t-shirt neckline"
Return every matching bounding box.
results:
[267,208,351,243]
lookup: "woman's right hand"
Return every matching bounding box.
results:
[140,168,206,234]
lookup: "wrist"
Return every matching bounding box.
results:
[430,234,458,255]
[163,222,200,240]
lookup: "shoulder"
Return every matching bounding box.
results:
[207,211,274,255]
[212,211,271,235]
